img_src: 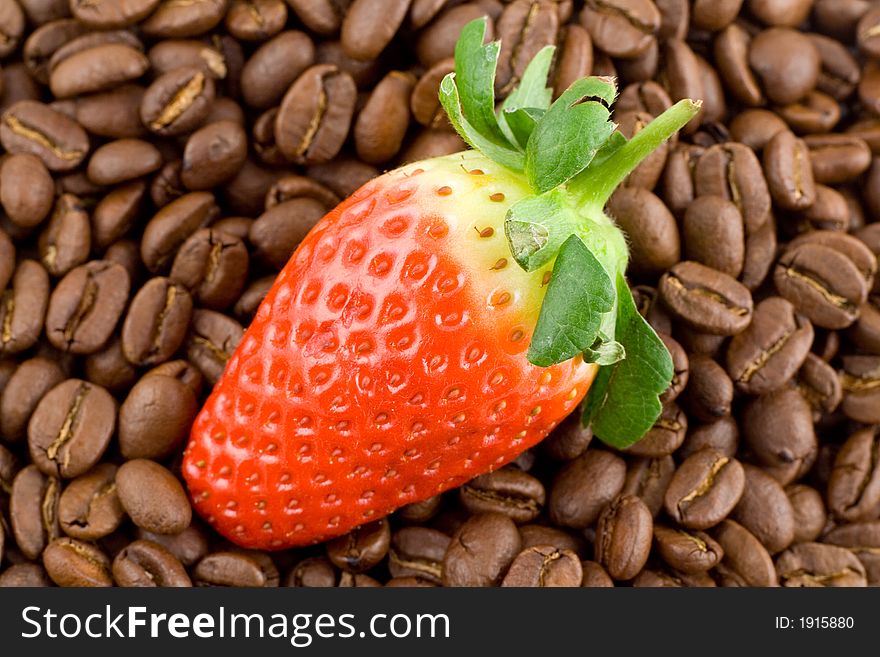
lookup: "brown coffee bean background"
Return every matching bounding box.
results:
[0,0,879,588]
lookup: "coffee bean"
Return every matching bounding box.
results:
[624,402,687,458]
[549,449,626,528]
[659,261,753,336]
[325,519,391,573]
[839,355,880,424]
[341,0,411,61]
[579,0,659,60]
[495,1,560,96]
[728,109,788,151]
[49,43,148,100]
[28,379,116,479]
[774,242,867,329]
[86,139,162,186]
[552,24,593,98]
[170,228,249,310]
[225,0,286,41]
[621,455,675,517]
[71,0,160,28]
[763,130,816,210]
[195,550,279,587]
[653,525,723,574]
[83,336,138,394]
[181,121,247,191]
[43,536,112,587]
[0,357,65,443]
[595,495,652,581]
[822,521,880,585]
[416,4,496,68]
[680,356,733,421]
[45,261,130,354]
[148,39,226,82]
[121,277,193,367]
[284,556,337,587]
[459,467,545,523]
[608,187,679,276]
[633,565,716,587]
[742,388,817,485]
[249,198,326,269]
[275,64,357,165]
[58,463,124,541]
[38,194,90,277]
[692,0,742,30]
[442,512,522,587]
[141,67,216,137]
[0,153,54,227]
[112,539,192,587]
[726,297,813,395]
[749,28,820,106]
[0,563,53,587]
[796,352,843,421]
[116,459,191,535]
[731,464,795,554]
[682,195,744,278]
[796,184,850,232]
[2,101,87,172]
[712,519,777,587]
[664,448,745,529]
[141,0,227,38]
[119,374,198,460]
[186,309,243,384]
[9,465,60,560]
[787,484,827,544]
[501,545,582,587]
[714,23,764,106]
[136,525,208,568]
[142,191,219,273]
[518,524,584,556]
[827,427,880,522]
[804,134,872,184]
[233,274,275,322]
[580,560,614,587]
[776,542,867,587]
[355,71,416,165]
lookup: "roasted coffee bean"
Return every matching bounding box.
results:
[579,0,659,60]
[86,139,161,187]
[233,275,275,322]
[141,67,215,137]
[0,357,65,442]
[632,285,673,335]
[726,297,813,395]
[518,525,583,556]
[549,449,626,528]
[0,563,53,587]
[659,261,753,335]
[225,0,286,41]
[712,519,777,587]
[827,427,880,522]
[795,184,850,232]
[388,527,449,584]
[49,44,148,100]
[113,539,192,587]
[38,194,90,277]
[787,484,827,544]
[459,467,545,523]
[181,121,248,191]
[1,101,88,170]
[136,525,209,568]
[0,153,54,228]
[664,448,745,529]
[307,157,378,198]
[608,187,679,276]
[28,379,116,479]
[142,192,219,273]
[653,525,723,574]
[170,228,248,310]
[121,277,192,367]
[70,0,160,28]
[341,0,410,61]
[83,336,138,395]
[858,3,880,57]
[141,0,227,38]
[822,521,880,585]
[315,38,382,90]
[194,551,278,587]
[0,0,25,58]
[410,59,454,129]
[9,465,61,560]
[494,1,560,96]
[661,39,703,131]
[186,309,243,384]
[552,24,593,98]
[501,545,582,587]
[325,519,391,573]
[805,134,872,185]
[632,565,716,587]
[621,455,675,517]
[714,23,764,106]
[776,542,867,587]
[694,143,771,235]
[728,109,788,151]
[658,334,688,404]
[43,537,112,587]
[275,65,357,165]
[839,356,880,424]
[796,352,842,420]
[58,463,124,541]
[416,4,496,68]
[0,229,13,292]
[283,557,338,587]
[774,243,867,330]
[680,356,733,422]
[355,71,416,165]
[776,90,840,135]
[749,28,820,106]
[249,198,326,269]
[732,464,795,554]
[45,261,130,354]
[116,459,191,535]
[624,402,687,458]
[442,513,521,587]
[90,183,146,254]
[691,0,742,31]
[763,130,816,210]
[682,195,744,278]
[595,495,652,581]
[119,374,198,460]
[241,30,315,109]
[742,387,817,485]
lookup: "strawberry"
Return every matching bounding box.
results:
[183,19,700,549]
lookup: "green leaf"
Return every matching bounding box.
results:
[583,336,625,365]
[526,234,615,368]
[504,190,580,272]
[451,18,514,152]
[525,77,618,194]
[499,46,555,148]
[439,74,525,172]
[587,131,628,170]
[582,273,674,448]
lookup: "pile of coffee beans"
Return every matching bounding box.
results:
[0,0,879,588]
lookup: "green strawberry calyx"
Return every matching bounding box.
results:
[439,18,702,448]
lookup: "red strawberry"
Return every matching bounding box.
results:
[184,19,699,549]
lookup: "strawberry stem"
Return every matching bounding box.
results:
[569,99,703,210]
